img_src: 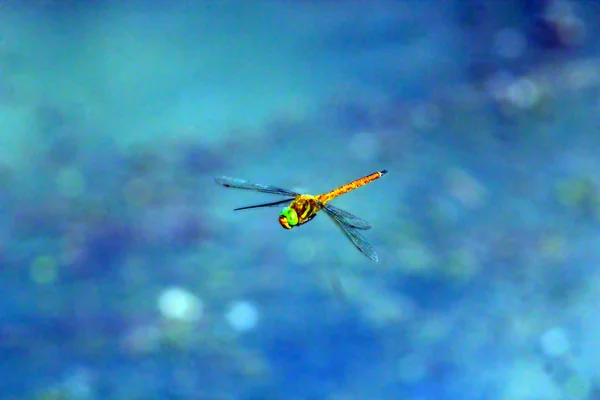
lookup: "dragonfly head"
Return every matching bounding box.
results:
[279,207,298,229]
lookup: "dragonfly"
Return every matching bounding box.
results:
[214,169,388,261]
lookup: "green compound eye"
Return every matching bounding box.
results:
[281,207,298,226]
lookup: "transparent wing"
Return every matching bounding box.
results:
[215,177,300,197]
[324,208,379,262]
[234,198,293,211]
[322,203,372,230]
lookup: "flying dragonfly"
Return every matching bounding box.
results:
[214,169,388,261]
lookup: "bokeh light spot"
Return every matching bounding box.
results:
[225,300,259,333]
[157,286,203,322]
[540,326,571,357]
[30,255,58,284]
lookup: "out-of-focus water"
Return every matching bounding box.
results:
[2,1,600,399]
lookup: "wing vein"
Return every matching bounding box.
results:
[324,209,378,262]
[215,177,300,197]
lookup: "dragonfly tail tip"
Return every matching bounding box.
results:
[381,169,388,175]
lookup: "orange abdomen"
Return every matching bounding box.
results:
[317,169,387,204]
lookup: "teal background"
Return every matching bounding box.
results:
[2,1,600,399]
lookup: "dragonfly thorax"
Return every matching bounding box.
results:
[279,196,321,229]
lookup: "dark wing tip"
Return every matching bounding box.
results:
[214,177,233,187]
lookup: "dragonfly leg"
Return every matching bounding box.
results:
[305,213,317,223]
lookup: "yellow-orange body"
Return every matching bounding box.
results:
[215,169,388,261]
[278,170,386,229]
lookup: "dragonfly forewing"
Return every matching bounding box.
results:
[215,177,300,197]
[234,198,294,211]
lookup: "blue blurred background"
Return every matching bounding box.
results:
[2,0,600,399]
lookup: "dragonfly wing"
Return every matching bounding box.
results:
[234,198,293,211]
[324,209,379,262]
[321,203,372,230]
[215,177,300,197]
